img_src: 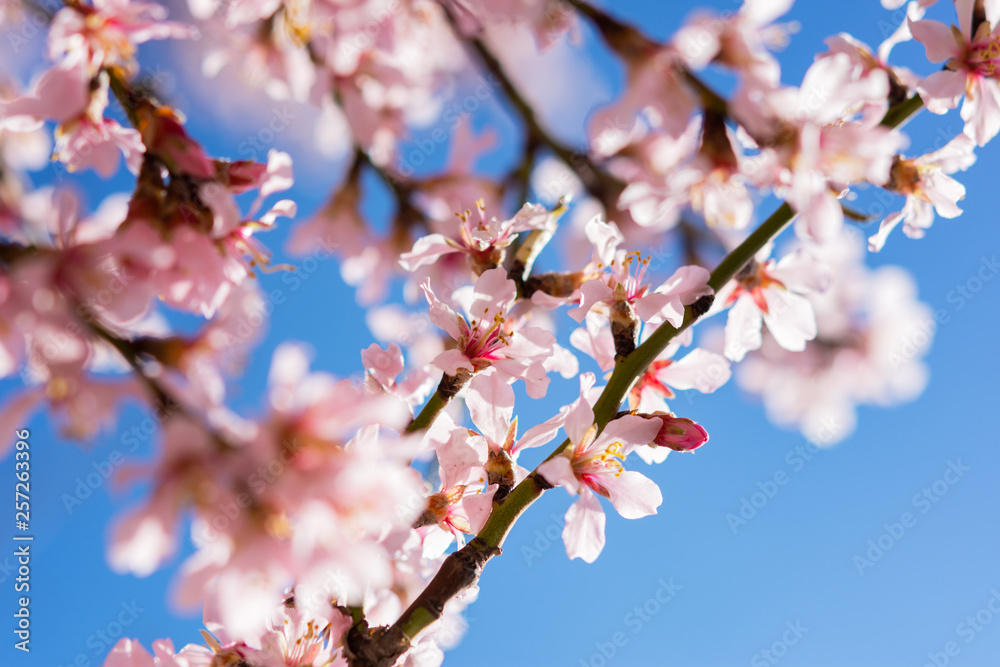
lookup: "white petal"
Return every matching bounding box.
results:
[562,489,606,563]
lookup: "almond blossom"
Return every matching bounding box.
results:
[415,419,495,557]
[400,200,557,274]
[738,230,935,444]
[628,343,731,414]
[674,0,796,85]
[361,342,437,411]
[570,251,711,329]
[104,598,349,666]
[716,245,832,362]
[0,61,144,177]
[0,0,988,663]
[911,0,1000,145]
[869,132,977,251]
[734,53,901,241]
[48,0,195,75]
[589,45,697,156]
[566,213,712,338]
[462,368,574,493]
[536,373,662,563]
[421,267,555,398]
[613,114,757,232]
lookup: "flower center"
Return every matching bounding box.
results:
[968,33,1000,77]
[727,259,785,313]
[459,309,510,365]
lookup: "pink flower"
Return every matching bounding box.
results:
[267,343,410,438]
[717,246,832,362]
[0,63,144,177]
[737,230,934,445]
[674,0,796,85]
[733,54,901,241]
[613,114,756,231]
[103,600,347,666]
[361,343,436,411]
[628,346,731,413]
[0,61,88,131]
[869,132,977,251]
[569,311,618,372]
[911,1,1000,144]
[400,200,556,273]
[537,374,662,562]
[570,254,710,328]
[422,267,555,398]
[48,0,195,75]
[55,114,145,178]
[589,46,697,156]
[415,422,496,556]
[568,213,712,328]
[462,368,571,488]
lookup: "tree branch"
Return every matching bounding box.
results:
[441,5,623,211]
[349,87,927,665]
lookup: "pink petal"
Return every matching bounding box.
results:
[962,77,1000,146]
[658,265,712,305]
[568,279,614,322]
[257,150,294,201]
[108,505,177,576]
[562,488,606,563]
[603,470,662,519]
[635,292,684,326]
[724,294,763,361]
[569,313,616,372]
[468,267,517,320]
[741,0,794,26]
[564,395,596,447]
[794,191,843,243]
[536,455,579,493]
[923,172,965,219]
[598,414,661,453]
[467,369,515,445]
[420,280,462,340]
[584,215,623,265]
[103,638,156,667]
[432,348,474,376]
[660,348,731,393]
[515,415,565,453]
[762,290,817,352]
[0,62,88,128]
[461,486,497,533]
[869,210,906,252]
[772,248,832,293]
[909,18,963,63]
[918,70,966,114]
[399,233,460,271]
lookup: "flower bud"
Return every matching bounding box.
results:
[649,412,708,452]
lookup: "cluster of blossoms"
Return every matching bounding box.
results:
[0,0,993,665]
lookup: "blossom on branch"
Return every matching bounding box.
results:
[422,267,555,397]
[716,245,832,362]
[869,132,977,251]
[537,373,662,563]
[911,0,1000,145]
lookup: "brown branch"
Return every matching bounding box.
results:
[440,4,623,213]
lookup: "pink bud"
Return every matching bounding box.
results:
[651,413,709,452]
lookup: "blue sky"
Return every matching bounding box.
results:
[3,1,1000,666]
